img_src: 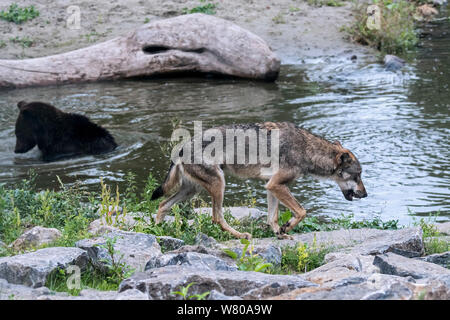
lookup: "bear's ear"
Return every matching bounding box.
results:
[333,140,342,148]
[17,101,28,110]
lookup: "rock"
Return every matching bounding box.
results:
[167,244,238,266]
[274,274,416,300]
[0,14,280,88]
[0,247,88,288]
[88,212,151,235]
[208,289,243,300]
[76,230,161,273]
[157,236,185,252]
[349,227,424,258]
[221,227,424,259]
[226,244,282,266]
[415,4,439,21]
[255,245,282,266]
[76,289,119,300]
[417,251,449,268]
[432,0,447,5]
[10,226,62,251]
[384,55,405,71]
[145,252,237,272]
[115,289,149,300]
[417,275,450,300]
[194,233,218,248]
[304,253,379,286]
[119,265,316,300]
[373,252,450,279]
[194,207,267,222]
[0,278,70,300]
[435,222,450,235]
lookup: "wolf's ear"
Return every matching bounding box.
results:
[334,151,352,168]
[17,101,28,110]
[333,140,342,148]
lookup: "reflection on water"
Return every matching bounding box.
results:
[0,14,449,225]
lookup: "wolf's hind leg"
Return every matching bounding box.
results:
[188,166,251,240]
[155,179,198,224]
[267,191,281,234]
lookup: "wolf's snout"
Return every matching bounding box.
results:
[355,190,368,198]
[343,189,367,201]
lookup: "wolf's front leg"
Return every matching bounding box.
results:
[266,174,306,238]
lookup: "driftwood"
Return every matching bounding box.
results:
[0,14,280,88]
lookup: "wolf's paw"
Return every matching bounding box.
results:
[240,232,252,240]
[276,233,293,240]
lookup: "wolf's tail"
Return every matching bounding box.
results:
[151,162,180,200]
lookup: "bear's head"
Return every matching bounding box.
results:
[14,101,37,154]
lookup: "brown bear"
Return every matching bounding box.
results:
[14,101,117,162]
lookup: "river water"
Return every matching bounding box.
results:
[0,12,448,225]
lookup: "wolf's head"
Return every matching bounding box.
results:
[332,142,367,201]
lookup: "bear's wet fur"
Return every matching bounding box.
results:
[14,101,117,162]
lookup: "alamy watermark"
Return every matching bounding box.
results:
[366,5,381,30]
[169,121,280,176]
[66,5,81,30]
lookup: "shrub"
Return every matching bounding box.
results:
[0,3,39,24]
[347,0,419,54]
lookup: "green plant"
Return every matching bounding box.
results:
[99,178,127,226]
[46,266,121,296]
[329,213,399,230]
[0,171,97,248]
[183,1,217,15]
[224,238,273,272]
[412,213,449,256]
[171,282,210,300]
[0,40,6,48]
[424,237,449,257]
[96,236,134,285]
[307,0,345,7]
[0,3,39,24]
[272,13,286,24]
[9,36,33,48]
[270,235,334,275]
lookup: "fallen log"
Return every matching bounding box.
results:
[0,14,280,88]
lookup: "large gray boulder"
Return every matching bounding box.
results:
[157,236,185,252]
[303,252,380,285]
[373,252,450,279]
[434,222,450,235]
[10,226,62,252]
[0,278,149,300]
[87,212,152,235]
[119,265,316,300]
[75,231,161,273]
[0,14,280,88]
[278,274,416,300]
[417,251,449,268]
[220,227,425,267]
[0,247,88,288]
[0,278,69,300]
[145,251,237,272]
[417,275,450,300]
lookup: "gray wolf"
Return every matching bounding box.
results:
[151,122,367,239]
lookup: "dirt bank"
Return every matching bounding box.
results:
[0,0,374,63]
